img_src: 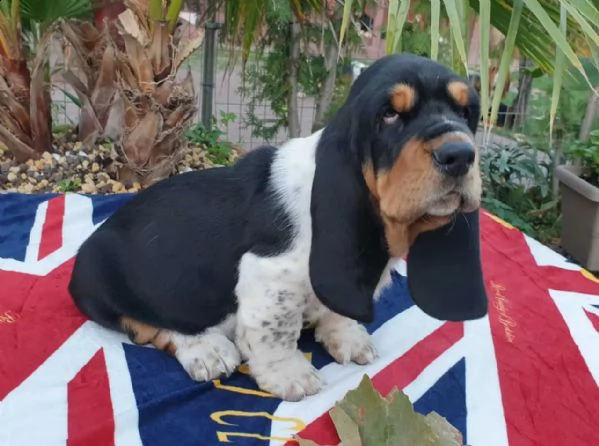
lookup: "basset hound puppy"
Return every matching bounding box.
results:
[69,53,488,402]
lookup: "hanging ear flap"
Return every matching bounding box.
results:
[309,136,389,323]
[407,210,488,321]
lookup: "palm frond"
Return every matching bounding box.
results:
[381,0,599,130]
[223,0,324,67]
[19,0,93,31]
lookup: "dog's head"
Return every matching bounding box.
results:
[309,53,488,323]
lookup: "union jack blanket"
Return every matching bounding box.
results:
[1,192,598,446]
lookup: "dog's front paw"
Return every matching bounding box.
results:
[316,318,378,365]
[175,333,241,381]
[250,351,324,401]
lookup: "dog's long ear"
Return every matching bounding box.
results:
[309,134,388,323]
[407,210,488,321]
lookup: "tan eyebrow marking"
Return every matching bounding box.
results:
[447,81,470,107]
[390,83,416,113]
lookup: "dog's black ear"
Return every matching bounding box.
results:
[309,134,388,323]
[407,210,488,321]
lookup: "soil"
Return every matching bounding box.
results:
[0,129,238,194]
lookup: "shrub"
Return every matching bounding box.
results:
[563,129,599,187]
[480,143,560,245]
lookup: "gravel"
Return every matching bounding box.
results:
[0,130,238,194]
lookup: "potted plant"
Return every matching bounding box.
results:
[556,129,599,271]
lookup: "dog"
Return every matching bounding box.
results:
[68,53,488,402]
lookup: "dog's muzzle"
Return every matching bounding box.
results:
[432,141,475,177]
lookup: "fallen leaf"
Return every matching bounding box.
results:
[329,406,362,446]
[425,412,465,444]
[331,374,464,446]
[292,435,338,446]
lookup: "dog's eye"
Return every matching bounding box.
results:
[383,110,399,124]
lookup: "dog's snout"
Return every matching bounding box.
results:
[432,142,475,177]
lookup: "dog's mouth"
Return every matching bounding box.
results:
[424,191,463,218]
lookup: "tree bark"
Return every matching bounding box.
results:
[506,58,533,129]
[287,20,302,138]
[312,41,339,132]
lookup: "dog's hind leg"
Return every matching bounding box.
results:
[121,314,241,381]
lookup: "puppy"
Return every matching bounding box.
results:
[69,53,488,402]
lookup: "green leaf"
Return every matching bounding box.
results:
[430,0,441,61]
[521,0,587,78]
[385,0,410,54]
[0,0,9,17]
[19,0,92,27]
[330,374,464,445]
[488,0,523,129]
[442,0,468,74]
[147,0,163,21]
[560,2,599,47]
[55,85,82,107]
[568,0,599,33]
[165,0,185,33]
[339,0,354,49]
[11,0,21,35]
[478,0,491,131]
[548,3,567,147]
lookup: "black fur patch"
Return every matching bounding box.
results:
[69,146,293,335]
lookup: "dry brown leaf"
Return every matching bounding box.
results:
[91,44,118,127]
[121,110,162,166]
[180,69,195,98]
[172,29,205,73]
[153,79,173,106]
[29,36,53,154]
[0,124,39,161]
[61,69,103,143]
[115,53,139,91]
[123,0,151,37]
[0,74,31,136]
[0,106,32,146]
[118,8,149,47]
[142,154,179,186]
[123,34,155,93]
[118,89,141,130]
[164,103,195,128]
[148,21,171,81]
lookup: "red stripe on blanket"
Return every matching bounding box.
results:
[480,213,599,446]
[585,309,599,333]
[68,349,115,446]
[38,195,65,260]
[0,260,85,399]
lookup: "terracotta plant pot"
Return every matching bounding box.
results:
[556,164,599,271]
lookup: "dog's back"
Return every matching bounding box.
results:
[69,145,291,335]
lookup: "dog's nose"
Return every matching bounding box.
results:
[432,142,475,177]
